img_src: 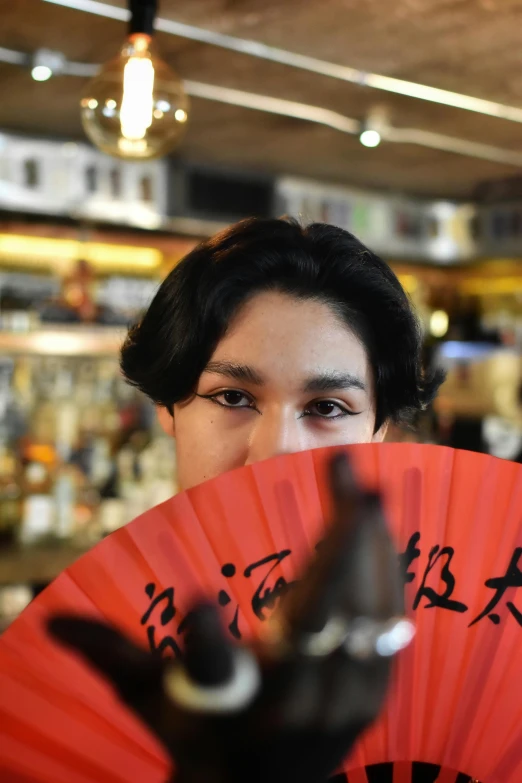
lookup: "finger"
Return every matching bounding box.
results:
[279,454,403,650]
[278,454,360,639]
[183,602,236,686]
[327,453,404,621]
[342,491,404,621]
[329,450,359,520]
[49,615,182,750]
[48,616,164,701]
[165,602,261,714]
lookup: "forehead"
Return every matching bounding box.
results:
[209,291,372,386]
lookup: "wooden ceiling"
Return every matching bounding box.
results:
[2,0,522,198]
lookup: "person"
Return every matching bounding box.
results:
[121,217,442,489]
[50,218,443,783]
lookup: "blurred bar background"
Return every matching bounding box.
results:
[2,0,522,628]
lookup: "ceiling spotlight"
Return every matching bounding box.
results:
[30,48,66,82]
[359,104,389,149]
[360,129,381,148]
[80,0,189,161]
[31,65,53,82]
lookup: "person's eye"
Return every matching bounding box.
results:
[206,390,256,410]
[303,399,359,419]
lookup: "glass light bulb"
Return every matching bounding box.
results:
[81,34,188,161]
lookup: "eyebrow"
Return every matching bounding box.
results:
[204,361,265,385]
[303,372,367,393]
[203,361,366,393]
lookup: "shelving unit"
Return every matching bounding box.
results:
[0,324,135,596]
[0,544,89,585]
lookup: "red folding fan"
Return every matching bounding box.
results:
[2,443,522,783]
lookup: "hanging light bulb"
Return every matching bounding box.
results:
[80,0,188,160]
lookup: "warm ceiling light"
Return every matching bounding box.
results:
[81,0,188,160]
[430,310,449,338]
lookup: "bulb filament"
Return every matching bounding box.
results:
[120,38,155,141]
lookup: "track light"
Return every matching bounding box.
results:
[30,49,66,81]
[359,129,381,148]
[359,105,389,149]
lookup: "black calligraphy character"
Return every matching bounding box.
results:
[177,588,242,643]
[145,626,182,659]
[244,550,295,621]
[399,531,421,584]
[212,563,242,640]
[141,583,181,658]
[141,583,177,626]
[470,547,522,627]
[413,545,468,613]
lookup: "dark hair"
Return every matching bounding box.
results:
[121,217,444,431]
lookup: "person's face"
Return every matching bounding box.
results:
[158,291,386,490]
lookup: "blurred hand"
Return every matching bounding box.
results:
[49,454,412,783]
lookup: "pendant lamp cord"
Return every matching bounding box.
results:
[128,0,158,36]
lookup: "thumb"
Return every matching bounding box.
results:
[48,615,164,702]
